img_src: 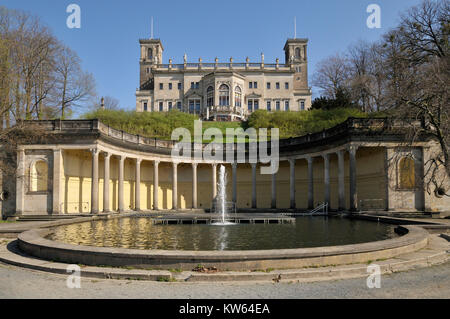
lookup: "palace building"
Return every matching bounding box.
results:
[135,37,312,121]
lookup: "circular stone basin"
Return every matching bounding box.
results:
[46,216,398,251]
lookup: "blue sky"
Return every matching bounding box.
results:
[1,0,422,112]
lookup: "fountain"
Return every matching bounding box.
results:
[213,165,235,225]
[37,163,404,267]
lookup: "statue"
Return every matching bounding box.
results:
[184,53,187,64]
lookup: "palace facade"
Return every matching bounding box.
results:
[135,38,312,121]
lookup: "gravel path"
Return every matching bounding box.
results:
[1,261,449,299]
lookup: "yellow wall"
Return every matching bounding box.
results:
[62,150,92,213]
[356,147,387,210]
[61,147,387,213]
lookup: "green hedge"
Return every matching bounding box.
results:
[246,108,368,139]
[83,108,368,141]
[83,109,199,139]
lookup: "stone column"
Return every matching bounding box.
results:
[307,157,314,209]
[232,162,237,204]
[271,171,277,209]
[118,155,125,213]
[289,159,296,209]
[91,149,99,214]
[103,153,111,213]
[52,149,62,214]
[349,145,358,211]
[337,150,345,211]
[212,164,217,199]
[153,160,159,210]
[323,153,330,206]
[384,147,392,211]
[251,163,257,208]
[135,158,141,211]
[15,149,26,216]
[15,149,25,216]
[192,163,198,209]
[172,162,178,210]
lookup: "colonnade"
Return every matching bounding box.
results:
[88,145,358,213]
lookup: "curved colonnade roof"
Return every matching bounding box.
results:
[20,117,424,162]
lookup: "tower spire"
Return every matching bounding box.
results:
[294,16,297,39]
[150,16,154,39]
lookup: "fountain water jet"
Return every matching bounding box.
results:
[213,165,235,225]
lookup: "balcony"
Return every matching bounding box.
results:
[206,106,248,122]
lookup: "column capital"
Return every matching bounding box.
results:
[322,153,330,160]
[172,161,179,167]
[103,151,112,159]
[192,162,198,168]
[251,162,257,168]
[136,158,142,164]
[348,144,359,154]
[306,156,314,164]
[119,155,126,162]
[288,158,296,165]
[154,160,160,165]
[90,148,99,155]
[231,162,237,168]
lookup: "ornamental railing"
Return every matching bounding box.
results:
[208,106,248,116]
[153,63,291,71]
[23,117,399,152]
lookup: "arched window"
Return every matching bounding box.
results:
[148,48,153,60]
[219,84,230,106]
[295,47,301,58]
[30,160,48,192]
[207,86,215,107]
[234,86,242,107]
[399,157,415,189]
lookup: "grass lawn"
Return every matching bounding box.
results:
[83,108,368,142]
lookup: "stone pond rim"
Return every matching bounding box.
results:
[17,224,429,271]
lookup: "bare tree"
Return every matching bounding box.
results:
[91,95,120,111]
[50,45,96,119]
[0,24,11,127]
[12,13,58,120]
[0,7,18,128]
[0,6,96,123]
[311,0,449,192]
[102,96,120,110]
[398,0,448,63]
[394,1,448,173]
[345,40,391,112]
[379,0,449,194]
[311,53,350,98]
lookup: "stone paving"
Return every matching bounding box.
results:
[1,233,448,283]
[1,258,449,299]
